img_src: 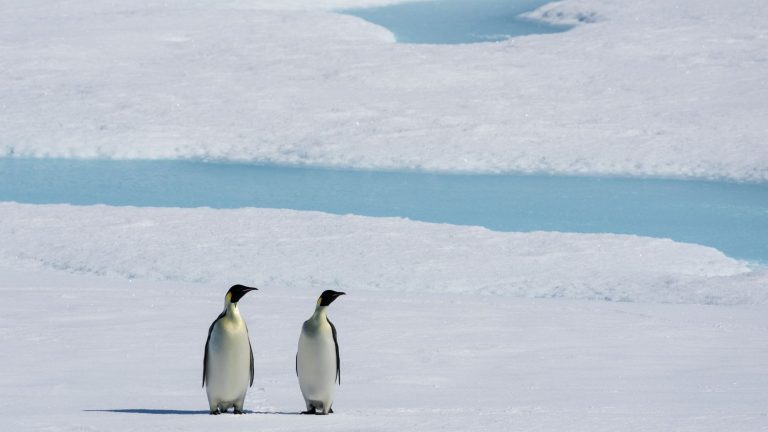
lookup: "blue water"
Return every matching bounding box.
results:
[1,158,767,263]
[339,0,570,44]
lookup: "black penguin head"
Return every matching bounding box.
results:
[226,284,258,303]
[317,290,345,307]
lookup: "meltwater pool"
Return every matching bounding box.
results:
[339,0,570,44]
[1,158,767,263]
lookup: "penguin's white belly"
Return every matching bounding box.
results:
[297,327,336,404]
[207,320,251,404]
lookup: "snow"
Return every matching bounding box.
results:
[1,203,766,305]
[1,262,767,432]
[2,0,768,429]
[1,0,767,180]
[1,199,766,431]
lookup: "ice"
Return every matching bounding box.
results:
[1,0,766,180]
[1,203,766,305]
[1,262,767,431]
[2,0,767,429]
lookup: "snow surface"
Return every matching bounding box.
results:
[2,203,767,306]
[2,0,768,429]
[1,0,767,180]
[1,203,767,431]
[2,262,768,432]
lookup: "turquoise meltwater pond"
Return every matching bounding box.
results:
[339,0,571,44]
[1,158,767,263]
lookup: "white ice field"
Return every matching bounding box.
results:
[1,0,768,431]
[2,0,767,180]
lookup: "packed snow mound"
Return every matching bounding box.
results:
[1,0,767,181]
[521,0,601,26]
[1,203,765,305]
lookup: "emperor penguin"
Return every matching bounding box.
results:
[202,284,258,415]
[296,290,345,415]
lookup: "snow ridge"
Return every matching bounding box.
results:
[1,203,766,305]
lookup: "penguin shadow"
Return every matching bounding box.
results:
[84,409,209,415]
[84,408,299,415]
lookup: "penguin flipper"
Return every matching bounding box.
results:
[327,317,341,385]
[202,345,207,388]
[249,338,255,387]
[245,323,254,387]
[203,311,226,387]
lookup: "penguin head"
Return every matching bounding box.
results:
[226,284,258,304]
[317,289,345,307]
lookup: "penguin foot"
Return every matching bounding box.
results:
[301,408,317,415]
[329,408,334,414]
[233,409,244,415]
[209,409,221,415]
